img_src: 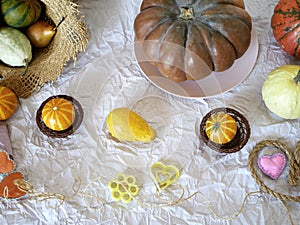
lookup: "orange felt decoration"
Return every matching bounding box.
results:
[0,150,26,199]
[0,172,26,199]
[0,151,15,174]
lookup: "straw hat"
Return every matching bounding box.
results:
[0,0,88,98]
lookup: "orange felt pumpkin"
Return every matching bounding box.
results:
[0,171,26,199]
[0,86,18,120]
[41,97,75,131]
[205,112,237,144]
[0,150,26,199]
[0,151,15,174]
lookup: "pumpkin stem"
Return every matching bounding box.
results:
[212,122,220,132]
[179,7,194,20]
[294,70,300,84]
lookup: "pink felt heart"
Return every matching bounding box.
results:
[258,153,286,180]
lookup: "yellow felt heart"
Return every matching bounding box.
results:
[151,162,180,191]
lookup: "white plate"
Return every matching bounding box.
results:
[135,28,259,99]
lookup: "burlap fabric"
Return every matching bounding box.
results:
[0,0,88,98]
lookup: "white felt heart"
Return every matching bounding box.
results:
[258,153,286,180]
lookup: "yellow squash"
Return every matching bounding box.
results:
[106,108,156,143]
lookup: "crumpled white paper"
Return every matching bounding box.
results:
[1,0,300,224]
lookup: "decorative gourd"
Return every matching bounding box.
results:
[1,0,42,28]
[41,97,75,131]
[134,0,252,82]
[262,65,300,119]
[205,112,237,145]
[0,27,32,67]
[271,0,300,58]
[106,108,156,143]
[0,86,18,120]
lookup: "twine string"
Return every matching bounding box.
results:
[248,140,300,201]
[295,141,300,165]
[3,186,8,199]
[287,141,300,186]
[6,140,298,225]
[139,183,294,224]
[9,174,295,224]
[71,178,108,210]
[291,140,300,185]
[14,179,65,208]
[139,183,262,221]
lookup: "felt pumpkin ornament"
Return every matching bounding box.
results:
[262,65,300,119]
[0,86,18,120]
[41,97,75,131]
[271,0,300,58]
[0,150,26,199]
[134,0,252,82]
[205,112,237,145]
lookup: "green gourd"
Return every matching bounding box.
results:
[1,0,42,28]
[0,27,32,67]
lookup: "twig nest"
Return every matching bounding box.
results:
[36,95,83,138]
[200,107,251,153]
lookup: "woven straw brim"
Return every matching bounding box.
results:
[0,0,88,98]
[200,107,251,154]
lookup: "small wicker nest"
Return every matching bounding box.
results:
[36,95,84,138]
[0,0,88,98]
[200,107,251,154]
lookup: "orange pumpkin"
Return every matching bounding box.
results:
[205,112,237,144]
[0,86,18,120]
[41,98,75,131]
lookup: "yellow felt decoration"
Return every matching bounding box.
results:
[150,162,180,191]
[108,174,139,204]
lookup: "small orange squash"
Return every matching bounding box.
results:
[0,86,18,120]
[41,97,75,131]
[205,112,237,145]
